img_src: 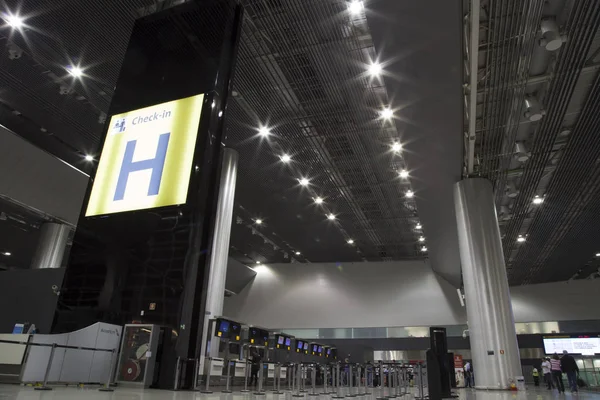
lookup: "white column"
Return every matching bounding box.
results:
[30,222,70,269]
[454,178,522,389]
[199,148,238,371]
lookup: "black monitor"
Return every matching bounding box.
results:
[312,344,318,354]
[318,345,323,353]
[285,337,291,347]
[215,318,241,341]
[278,336,285,345]
[249,327,269,346]
[296,340,304,353]
[303,342,309,354]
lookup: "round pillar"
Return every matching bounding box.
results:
[454,178,522,389]
[31,222,71,269]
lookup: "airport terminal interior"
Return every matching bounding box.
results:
[1,0,600,399]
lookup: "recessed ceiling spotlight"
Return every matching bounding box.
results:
[67,65,83,78]
[256,261,261,264]
[347,239,354,244]
[327,213,336,221]
[2,251,11,256]
[258,127,270,137]
[368,62,382,77]
[416,223,422,230]
[418,236,425,242]
[392,142,402,153]
[255,219,263,225]
[380,107,394,120]
[295,251,301,255]
[280,154,291,163]
[596,253,600,257]
[517,235,526,243]
[421,246,427,252]
[399,169,409,178]
[314,197,324,204]
[84,154,94,162]
[406,190,414,198]
[532,195,544,205]
[348,0,364,15]
[299,178,310,186]
[4,14,24,29]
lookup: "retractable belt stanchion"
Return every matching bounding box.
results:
[200,357,213,394]
[241,359,251,393]
[274,363,284,394]
[346,364,355,398]
[254,360,265,395]
[356,365,362,398]
[222,359,233,393]
[98,348,116,392]
[293,363,303,397]
[333,363,344,399]
[35,343,57,391]
[309,364,319,397]
[376,362,385,400]
[323,364,329,394]
[388,364,397,399]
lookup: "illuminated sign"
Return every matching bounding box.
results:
[86,94,204,216]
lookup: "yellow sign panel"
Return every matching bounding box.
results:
[86,94,204,216]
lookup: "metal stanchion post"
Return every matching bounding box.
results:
[346,364,355,398]
[387,364,396,399]
[356,366,362,397]
[98,349,116,392]
[192,358,200,391]
[35,343,57,391]
[200,357,213,394]
[222,359,233,393]
[254,361,265,395]
[274,363,284,394]
[293,363,303,397]
[309,364,318,396]
[376,363,386,400]
[333,363,344,399]
[323,364,329,394]
[174,357,182,391]
[241,359,251,392]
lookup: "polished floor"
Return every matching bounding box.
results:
[0,386,597,400]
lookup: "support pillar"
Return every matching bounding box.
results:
[31,223,70,269]
[454,178,521,389]
[199,148,238,374]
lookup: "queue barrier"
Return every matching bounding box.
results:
[0,339,116,391]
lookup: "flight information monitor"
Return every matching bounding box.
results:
[318,346,323,353]
[285,338,291,346]
[296,340,304,353]
[543,334,600,355]
[303,342,309,354]
[278,336,285,345]
[249,327,269,346]
[215,318,241,341]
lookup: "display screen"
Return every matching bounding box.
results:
[318,346,323,353]
[285,338,291,346]
[86,94,204,216]
[219,320,230,335]
[327,349,331,355]
[297,340,304,349]
[303,343,309,350]
[543,335,600,355]
[278,336,285,345]
[312,344,318,353]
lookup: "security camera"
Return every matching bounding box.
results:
[462,332,467,339]
[51,285,60,296]
[7,42,23,60]
[59,85,71,95]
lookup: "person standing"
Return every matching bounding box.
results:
[532,367,540,386]
[249,347,262,387]
[561,350,579,393]
[464,361,473,388]
[551,354,565,393]
[542,357,553,390]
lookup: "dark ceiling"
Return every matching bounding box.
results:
[1,0,599,286]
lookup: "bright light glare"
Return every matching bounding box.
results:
[347,239,354,244]
[299,178,309,186]
[596,253,600,257]
[399,169,409,178]
[368,62,382,77]
[421,246,427,252]
[416,223,422,230]
[348,0,364,15]
[392,142,402,152]
[256,261,261,264]
[406,190,414,198]
[418,236,425,242]
[258,127,270,137]
[68,66,83,78]
[517,236,526,243]
[327,214,336,221]
[5,14,24,29]
[533,195,544,204]
[280,154,291,163]
[255,219,263,225]
[381,107,394,120]
[314,197,324,204]
[84,154,94,162]
[295,251,301,255]
[2,252,11,256]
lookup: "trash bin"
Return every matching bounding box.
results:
[516,376,526,391]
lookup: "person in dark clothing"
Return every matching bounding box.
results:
[561,350,579,392]
[249,347,262,387]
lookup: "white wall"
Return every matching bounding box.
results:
[223,261,467,329]
[0,125,88,224]
[224,262,600,330]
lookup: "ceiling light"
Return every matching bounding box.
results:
[295,251,301,255]
[532,195,544,205]
[299,178,309,186]
[2,252,11,256]
[314,197,324,204]
[255,219,263,225]
[348,0,364,15]
[399,169,409,178]
[539,18,564,51]
[391,142,402,153]
[380,107,394,120]
[514,142,529,162]
[258,127,270,137]
[256,261,261,264]
[406,190,414,198]
[415,223,422,230]
[67,66,83,78]
[280,154,291,163]
[524,96,545,121]
[4,14,24,29]
[327,214,336,221]
[347,239,354,244]
[418,236,425,242]
[368,62,382,77]
[84,154,94,162]
[596,253,600,257]
[517,235,526,243]
[421,246,427,252]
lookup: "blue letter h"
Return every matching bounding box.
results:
[113,133,170,201]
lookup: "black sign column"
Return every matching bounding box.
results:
[54,0,243,389]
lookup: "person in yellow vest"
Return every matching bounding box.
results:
[532,367,540,386]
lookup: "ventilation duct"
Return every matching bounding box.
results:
[539,18,565,51]
[524,96,545,121]
[514,142,530,162]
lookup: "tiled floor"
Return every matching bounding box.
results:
[0,386,597,400]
